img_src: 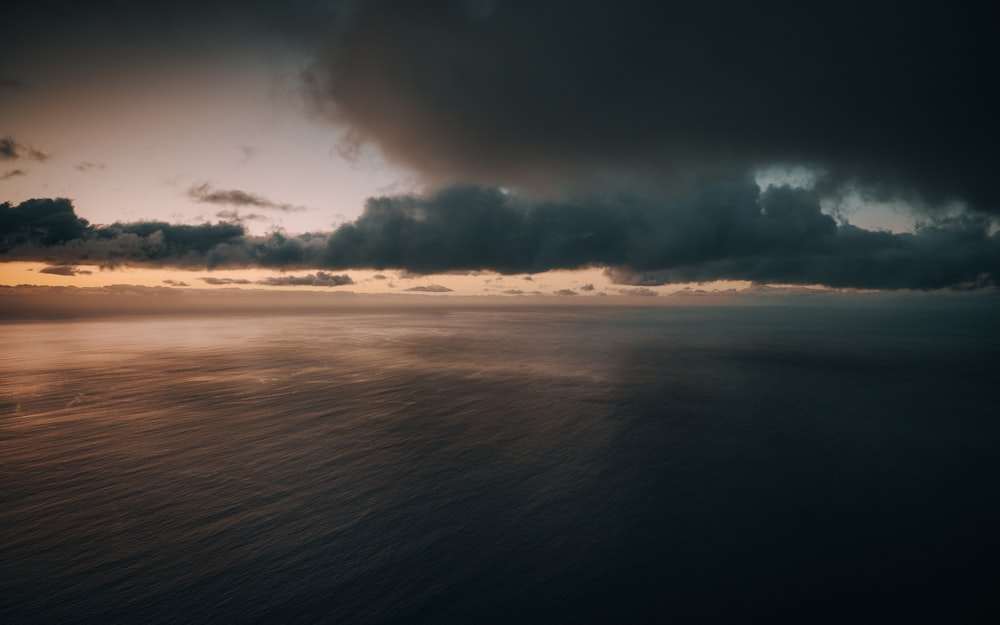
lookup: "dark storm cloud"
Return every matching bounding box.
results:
[39,265,91,276]
[4,187,1000,290]
[188,183,305,212]
[318,184,1000,289]
[307,0,1000,211]
[0,136,49,162]
[258,272,354,287]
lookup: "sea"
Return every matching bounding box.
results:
[2,300,999,623]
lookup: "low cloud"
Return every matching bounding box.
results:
[39,265,91,276]
[554,289,578,296]
[618,287,657,297]
[404,284,453,293]
[257,271,353,287]
[163,279,189,287]
[3,184,1000,291]
[200,277,252,285]
[188,182,304,212]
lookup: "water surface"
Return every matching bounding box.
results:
[3,304,998,623]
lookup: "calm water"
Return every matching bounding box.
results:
[2,304,999,623]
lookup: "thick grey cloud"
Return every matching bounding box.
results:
[320,184,1000,289]
[258,272,354,287]
[307,0,1000,212]
[188,183,305,212]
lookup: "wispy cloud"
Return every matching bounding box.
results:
[188,182,305,212]
[199,277,252,285]
[0,136,49,162]
[39,265,92,276]
[1,169,26,180]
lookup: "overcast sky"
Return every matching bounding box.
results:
[3,0,999,293]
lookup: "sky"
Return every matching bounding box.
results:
[3,0,1000,295]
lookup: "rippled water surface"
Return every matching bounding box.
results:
[3,305,999,623]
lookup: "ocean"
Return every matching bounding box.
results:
[2,301,998,623]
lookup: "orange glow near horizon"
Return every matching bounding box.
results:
[0,261,758,297]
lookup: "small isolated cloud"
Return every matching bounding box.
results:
[580,283,595,291]
[372,273,387,280]
[619,287,658,297]
[404,284,453,292]
[200,277,252,285]
[75,162,105,172]
[1,78,25,90]
[188,182,304,212]
[0,136,48,161]
[522,276,534,281]
[1,169,26,180]
[554,289,578,296]
[39,265,92,276]
[162,279,189,287]
[257,271,353,287]
[503,289,525,295]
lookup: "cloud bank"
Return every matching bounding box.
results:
[4,186,999,290]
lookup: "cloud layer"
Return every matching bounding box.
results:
[4,186,999,290]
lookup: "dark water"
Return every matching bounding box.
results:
[2,303,999,623]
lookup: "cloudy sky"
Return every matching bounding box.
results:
[2,0,999,295]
